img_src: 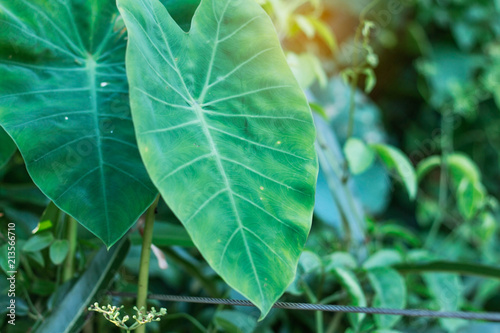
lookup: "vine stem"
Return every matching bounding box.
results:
[346,0,381,141]
[136,195,161,333]
[63,215,77,282]
[301,279,324,333]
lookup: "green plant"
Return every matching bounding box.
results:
[1,0,500,332]
[0,0,317,320]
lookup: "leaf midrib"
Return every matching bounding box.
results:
[87,56,111,243]
[193,102,265,302]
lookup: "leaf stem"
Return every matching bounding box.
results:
[136,195,160,333]
[63,215,77,282]
[301,279,324,333]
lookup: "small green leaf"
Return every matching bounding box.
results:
[362,21,376,38]
[23,232,54,252]
[416,155,440,181]
[323,252,358,271]
[448,153,481,184]
[367,267,406,329]
[309,102,328,120]
[344,138,375,174]
[49,240,70,265]
[424,272,466,331]
[295,15,315,38]
[456,178,485,220]
[417,153,482,187]
[287,52,327,89]
[214,310,257,333]
[33,220,53,234]
[363,250,403,270]
[299,250,323,274]
[375,224,421,247]
[371,144,417,200]
[307,17,337,53]
[333,267,366,328]
[363,68,377,93]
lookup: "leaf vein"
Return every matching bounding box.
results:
[140,120,200,135]
[208,125,308,161]
[158,153,213,183]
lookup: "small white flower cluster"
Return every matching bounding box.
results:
[88,302,167,332]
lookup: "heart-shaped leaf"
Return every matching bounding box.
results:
[0,0,157,246]
[49,239,70,265]
[118,0,318,317]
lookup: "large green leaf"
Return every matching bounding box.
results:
[0,0,157,246]
[118,0,318,317]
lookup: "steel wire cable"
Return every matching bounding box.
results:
[108,292,500,322]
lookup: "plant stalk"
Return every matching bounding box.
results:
[136,195,161,333]
[63,215,77,282]
[301,279,324,333]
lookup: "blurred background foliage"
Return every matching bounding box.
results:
[1,0,500,332]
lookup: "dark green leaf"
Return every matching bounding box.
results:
[0,0,157,247]
[371,144,417,200]
[49,240,69,265]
